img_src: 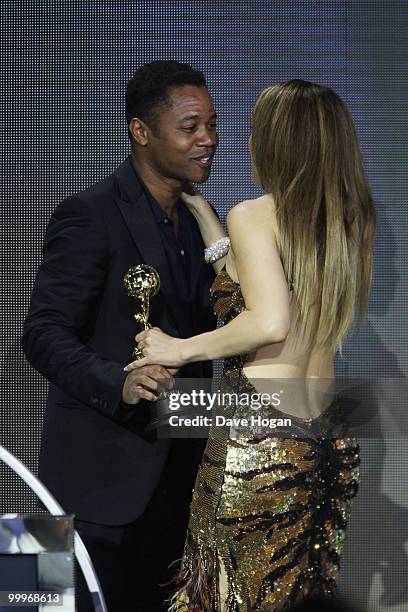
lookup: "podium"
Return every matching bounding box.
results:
[0,446,107,612]
[0,515,74,611]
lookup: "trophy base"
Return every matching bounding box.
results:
[144,398,175,435]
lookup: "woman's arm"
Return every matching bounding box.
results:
[181,187,227,274]
[127,199,291,368]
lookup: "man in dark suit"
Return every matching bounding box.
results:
[22,61,218,611]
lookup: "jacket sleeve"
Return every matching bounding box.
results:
[21,195,127,416]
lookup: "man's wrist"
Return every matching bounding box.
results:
[116,398,134,421]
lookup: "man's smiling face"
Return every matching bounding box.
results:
[145,85,218,184]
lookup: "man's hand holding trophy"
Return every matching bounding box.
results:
[122,266,176,429]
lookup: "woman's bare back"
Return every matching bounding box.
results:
[225,194,336,420]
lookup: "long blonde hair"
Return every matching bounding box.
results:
[251,79,376,352]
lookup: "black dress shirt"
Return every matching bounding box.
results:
[131,160,204,338]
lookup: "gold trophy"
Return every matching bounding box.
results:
[124,264,160,360]
[124,264,176,433]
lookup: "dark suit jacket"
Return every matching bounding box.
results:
[22,157,216,525]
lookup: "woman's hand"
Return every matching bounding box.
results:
[180,182,209,213]
[181,183,227,274]
[123,327,186,371]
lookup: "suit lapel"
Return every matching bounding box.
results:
[114,157,183,336]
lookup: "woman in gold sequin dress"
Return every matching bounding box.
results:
[126,80,376,611]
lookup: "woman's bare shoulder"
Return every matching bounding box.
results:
[227,194,277,229]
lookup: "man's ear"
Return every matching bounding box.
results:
[129,117,150,146]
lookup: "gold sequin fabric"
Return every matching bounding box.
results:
[169,270,360,611]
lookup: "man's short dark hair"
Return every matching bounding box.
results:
[125,60,207,140]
